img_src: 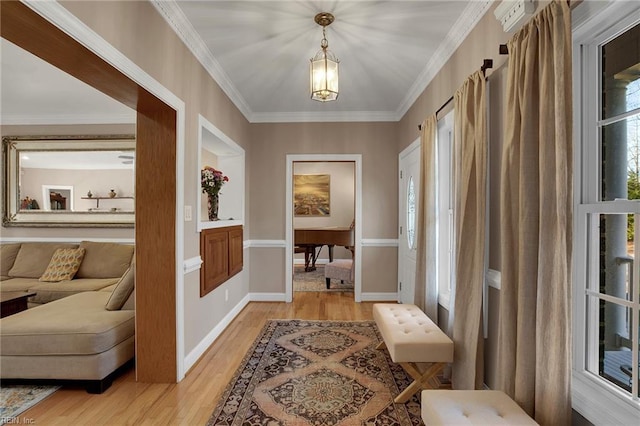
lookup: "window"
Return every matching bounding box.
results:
[407,176,416,249]
[573,3,640,424]
[436,110,455,306]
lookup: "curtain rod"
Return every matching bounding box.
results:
[418,59,493,131]
[499,0,579,55]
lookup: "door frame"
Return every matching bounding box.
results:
[285,154,362,302]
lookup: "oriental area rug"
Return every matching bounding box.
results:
[0,385,59,425]
[207,320,423,426]
[293,266,354,292]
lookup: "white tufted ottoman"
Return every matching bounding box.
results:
[373,303,454,403]
[421,390,538,425]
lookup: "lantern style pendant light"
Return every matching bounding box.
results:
[310,12,339,102]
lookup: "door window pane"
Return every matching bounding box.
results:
[407,176,416,249]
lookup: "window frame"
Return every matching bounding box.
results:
[572,2,640,424]
[436,110,455,308]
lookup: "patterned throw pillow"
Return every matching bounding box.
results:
[39,248,86,282]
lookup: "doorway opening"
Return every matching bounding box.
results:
[292,161,355,294]
[285,154,363,302]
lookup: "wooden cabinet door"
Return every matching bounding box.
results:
[200,229,229,296]
[200,225,243,297]
[228,227,243,277]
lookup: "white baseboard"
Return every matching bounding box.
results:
[360,292,398,301]
[184,294,250,372]
[250,292,287,302]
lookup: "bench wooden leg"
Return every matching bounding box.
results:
[394,362,446,404]
[375,341,386,350]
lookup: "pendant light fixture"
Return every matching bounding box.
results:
[310,12,339,102]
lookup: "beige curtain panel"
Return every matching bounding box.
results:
[497,1,573,425]
[451,69,487,391]
[414,115,438,320]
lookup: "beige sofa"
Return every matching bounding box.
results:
[0,241,135,393]
[1,241,132,306]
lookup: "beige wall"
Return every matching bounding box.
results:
[248,122,398,294]
[21,168,134,212]
[249,122,397,239]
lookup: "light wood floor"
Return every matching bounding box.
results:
[21,292,380,425]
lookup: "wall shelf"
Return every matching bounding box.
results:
[81,196,134,208]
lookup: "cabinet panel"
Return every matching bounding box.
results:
[200,229,229,296]
[200,225,243,297]
[228,227,243,277]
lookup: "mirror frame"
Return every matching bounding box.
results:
[2,135,135,227]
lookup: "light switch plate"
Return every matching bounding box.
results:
[184,205,192,221]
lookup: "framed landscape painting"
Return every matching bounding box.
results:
[294,174,330,216]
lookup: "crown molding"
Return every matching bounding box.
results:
[0,113,136,126]
[250,110,398,123]
[150,0,253,122]
[396,0,493,119]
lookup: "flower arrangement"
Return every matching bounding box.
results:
[201,166,229,196]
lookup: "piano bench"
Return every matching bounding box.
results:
[324,259,353,289]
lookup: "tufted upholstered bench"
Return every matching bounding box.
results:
[421,390,538,425]
[373,303,453,403]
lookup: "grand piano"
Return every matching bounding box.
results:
[294,226,354,271]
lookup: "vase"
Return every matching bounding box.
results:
[207,193,219,221]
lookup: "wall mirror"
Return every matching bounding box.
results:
[2,135,135,227]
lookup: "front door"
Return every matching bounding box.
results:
[398,140,420,304]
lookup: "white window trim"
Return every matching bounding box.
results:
[572,2,640,424]
[436,110,455,308]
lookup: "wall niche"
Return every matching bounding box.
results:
[197,115,244,230]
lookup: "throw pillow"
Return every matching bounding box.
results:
[106,263,135,311]
[38,248,86,282]
[76,241,134,279]
[1,243,22,277]
[9,243,78,278]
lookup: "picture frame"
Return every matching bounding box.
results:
[293,174,330,216]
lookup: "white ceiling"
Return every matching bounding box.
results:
[0,0,493,125]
